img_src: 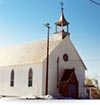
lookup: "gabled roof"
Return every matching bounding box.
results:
[61,68,75,82]
[60,68,79,85]
[68,38,87,70]
[0,39,61,67]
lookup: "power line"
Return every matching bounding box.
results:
[69,59,100,62]
[81,59,100,62]
[89,0,100,6]
[60,58,100,62]
[82,59,100,61]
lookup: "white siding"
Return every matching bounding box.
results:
[75,69,85,97]
[0,63,43,97]
[43,36,86,97]
[0,36,86,97]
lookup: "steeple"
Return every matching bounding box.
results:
[54,2,70,39]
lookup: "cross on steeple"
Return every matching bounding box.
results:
[60,2,64,10]
[55,2,70,39]
[55,2,69,28]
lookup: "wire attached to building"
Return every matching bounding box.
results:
[89,0,100,6]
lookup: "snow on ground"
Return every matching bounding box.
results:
[0,98,99,105]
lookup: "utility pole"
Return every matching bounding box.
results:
[44,23,50,95]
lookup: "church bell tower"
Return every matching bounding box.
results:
[54,2,70,40]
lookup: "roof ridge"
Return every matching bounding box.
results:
[0,38,61,50]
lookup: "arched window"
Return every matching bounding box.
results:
[10,70,14,87]
[28,68,33,87]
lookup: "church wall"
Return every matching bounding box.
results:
[43,36,86,97]
[0,63,43,97]
[43,56,59,96]
[75,68,85,97]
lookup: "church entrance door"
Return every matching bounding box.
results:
[69,84,76,98]
[59,68,79,99]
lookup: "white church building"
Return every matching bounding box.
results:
[0,5,87,99]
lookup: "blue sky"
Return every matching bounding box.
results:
[0,0,100,79]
